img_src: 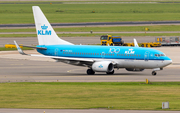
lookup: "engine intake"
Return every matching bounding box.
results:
[92,61,114,72]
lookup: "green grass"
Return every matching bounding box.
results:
[1,3,180,24]
[0,82,180,110]
[0,47,33,51]
[1,25,180,32]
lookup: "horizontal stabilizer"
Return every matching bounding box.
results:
[23,45,47,50]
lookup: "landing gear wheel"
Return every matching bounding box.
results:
[106,70,114,75]
[87,69,95,75]
[152,71,157,76]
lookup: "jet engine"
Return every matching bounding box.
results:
[92,61,114,72]
[125,68,144,72]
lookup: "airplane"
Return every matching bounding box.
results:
[14,6,172,76]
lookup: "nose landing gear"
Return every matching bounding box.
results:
[152,68,163,76]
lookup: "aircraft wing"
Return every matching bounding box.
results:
[14,41,94,63]
[31,54,94,62]
[14,41,118,66]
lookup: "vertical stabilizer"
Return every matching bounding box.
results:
[32,6,73,45]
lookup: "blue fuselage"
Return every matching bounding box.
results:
[36,45,171,61]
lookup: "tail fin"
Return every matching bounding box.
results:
[32,6,73,45]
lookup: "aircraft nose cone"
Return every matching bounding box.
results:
[164,60,172,66]
[168,60,172,65]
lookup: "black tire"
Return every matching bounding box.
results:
[152,71,157,76]
[106,70,114,75]
[87,69,95,75]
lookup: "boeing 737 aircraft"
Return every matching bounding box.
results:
[14,6,172,75]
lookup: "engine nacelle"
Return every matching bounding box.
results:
[126,68,144,72]
[92,61,114,72]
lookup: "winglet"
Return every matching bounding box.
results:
[14,41,27,55]
[134,38,139,47]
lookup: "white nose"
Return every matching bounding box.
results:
[164,60,172,66]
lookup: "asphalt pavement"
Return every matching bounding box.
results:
[0,109,179,113]
[0,36,165,47]
[1,21,180,28]
[0,46,179,82]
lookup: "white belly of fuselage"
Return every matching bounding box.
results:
[94,58,171,69]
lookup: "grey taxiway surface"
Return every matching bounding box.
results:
[0,58,179,82]
[0,36,168,47]
[0,46,179,82]
[0,109,180,113]
[1,21,180,28]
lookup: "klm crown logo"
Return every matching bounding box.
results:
[41,25,48,30]
[38,24,51,35]
[98,64,103,68]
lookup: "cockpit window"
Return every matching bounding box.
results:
[155,54,166,57]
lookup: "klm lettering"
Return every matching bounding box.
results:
[38,30,51,35]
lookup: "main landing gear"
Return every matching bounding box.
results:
[87,69,95,75]
[152,71,157,76]
[106,70,114,75]
[86,69,115,75]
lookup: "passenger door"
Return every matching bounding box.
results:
[144,51,150,61]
